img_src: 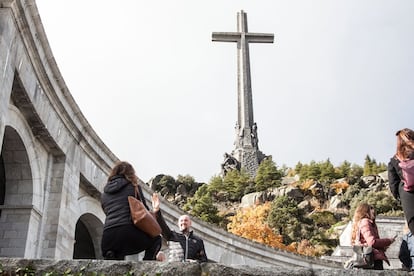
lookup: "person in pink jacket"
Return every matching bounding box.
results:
[351,203,396,270]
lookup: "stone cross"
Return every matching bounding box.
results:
[212,10,274,176]
[212,10,273,150]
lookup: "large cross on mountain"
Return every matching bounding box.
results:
[212,10,274,176]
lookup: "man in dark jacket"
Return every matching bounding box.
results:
[151,193,208,262]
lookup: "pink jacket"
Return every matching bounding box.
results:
[358,218,393,264]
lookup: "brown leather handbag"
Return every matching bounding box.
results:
[128,185,161,237]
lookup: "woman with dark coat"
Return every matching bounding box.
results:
[101,161,161,260]
[388,128,414,234]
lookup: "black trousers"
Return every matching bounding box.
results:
[102,224,161,260]
[372,260,384,270]
[408,218,414,236]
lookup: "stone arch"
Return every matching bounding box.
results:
[0,125,34,257]
[0,103,46,258]
[5,105,43,212]
[73,197,105,259]
[73,213,103,259]
[1,126,33,205]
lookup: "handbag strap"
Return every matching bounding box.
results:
[132,184,150,211]
[133,184,140,200]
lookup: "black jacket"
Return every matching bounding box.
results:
[101,175,149,230]
[155,210,208,262]
[388,156,403,200]
[388,156,414,224]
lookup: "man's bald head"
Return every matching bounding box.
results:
[178,215,192,232]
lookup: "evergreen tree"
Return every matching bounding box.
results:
[298,164,310,180]
[255,157,283,192]
[222,169,251,201]
[363,155,374,175]
[183,184,222,224]
[319,159,337,181]
[294,162,303,175]
[336,161,351,178]
[208,175,223,192]
[376,162,387,173]
[267,196,305,243]
[350,164,364,179]
[206,171,251,202]
[307,161,321,180]
[363,155,387,175]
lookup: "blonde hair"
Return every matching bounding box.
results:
[351,203,374,244]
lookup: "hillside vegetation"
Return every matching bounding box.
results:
[149,155,402,257]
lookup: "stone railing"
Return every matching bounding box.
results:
[0,258,412,276]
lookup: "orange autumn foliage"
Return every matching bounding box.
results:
[300,179,315,190]
[295,240,317,256]
[330,181,349,194]
[227,202,293,252]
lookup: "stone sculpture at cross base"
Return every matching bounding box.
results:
[231,124,268,177]
[213,10,274,177]
[221,152,241,176]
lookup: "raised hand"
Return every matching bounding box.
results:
[152,193,160,212]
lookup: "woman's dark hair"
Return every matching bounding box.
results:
[396,128,414,161]
[108,161,138,185]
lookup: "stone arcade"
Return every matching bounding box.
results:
[0,0,344,269]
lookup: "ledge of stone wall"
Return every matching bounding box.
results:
[0,258,412,276]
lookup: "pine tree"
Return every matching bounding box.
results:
[183,184,222,224]
[255,157,283,192]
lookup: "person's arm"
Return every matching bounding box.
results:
[197,239,208,262]
[360,219,394,249]
[388,157,402,200]
[151,193,174,240]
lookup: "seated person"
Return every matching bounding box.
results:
[151,193,208,262]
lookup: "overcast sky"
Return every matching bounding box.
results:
[35,1,414,183]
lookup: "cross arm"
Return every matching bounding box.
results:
[212,32,241,42]
[212,32,274,44]
[245,33,274,43]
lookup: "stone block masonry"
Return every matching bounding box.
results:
[0,258,412,276]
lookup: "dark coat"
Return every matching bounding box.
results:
[155,210,208,262]
[101,175,149,230]
[388,156,414,224]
